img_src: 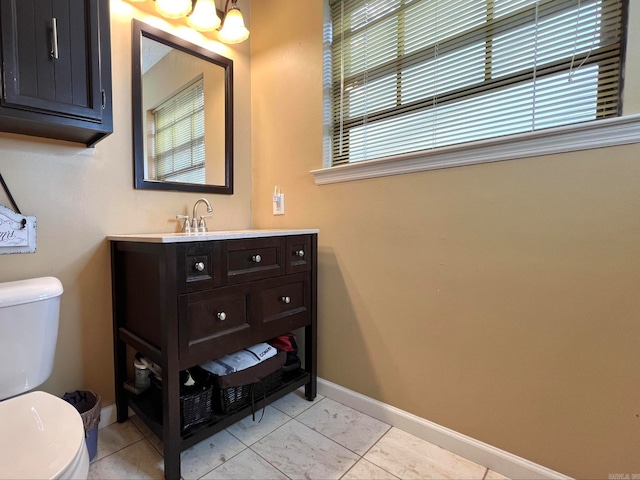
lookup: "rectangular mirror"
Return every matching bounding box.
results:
[132,20,234,194]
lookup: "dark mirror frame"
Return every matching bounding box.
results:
[132,19,234,194]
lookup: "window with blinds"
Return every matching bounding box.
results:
[149,78,205,183]
[328,0,627,167]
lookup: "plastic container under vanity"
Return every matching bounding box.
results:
[62,390,101,461]
[134,359,151,389]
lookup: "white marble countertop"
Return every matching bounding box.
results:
[107,228,319,243]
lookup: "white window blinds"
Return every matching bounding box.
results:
[329,0,627,166]
[150,79,205,183]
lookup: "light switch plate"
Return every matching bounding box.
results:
[273,193,285,215]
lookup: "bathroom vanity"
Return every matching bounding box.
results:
[109,229,318,480]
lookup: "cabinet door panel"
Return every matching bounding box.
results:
[226,237,286,284]
[178,242,222,293]
[1,0,102,120]
[0,0,112,145]
[286,235,312,274]
[253,273,311,339]
[179,285,252,366]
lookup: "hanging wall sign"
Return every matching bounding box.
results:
[0,204,36,254]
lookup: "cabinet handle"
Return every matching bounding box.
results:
[217,312,227,321]
[252,254,262,263]
[280,296,291,304]
[295,250,305,258]
[194,261,205,272]
[50,18,59,59]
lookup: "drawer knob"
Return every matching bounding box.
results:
[295,250,305,258]
[217,312,227,321]
[280,296,291,304]
[252,254,262,263]
[194,261,205,272]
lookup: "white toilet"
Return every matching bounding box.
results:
[0,277,90,480]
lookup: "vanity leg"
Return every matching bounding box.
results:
[305,235,318,401]
[111,241,129,423]
[163,449,181,480]
[114,339,129,422]
[304,321,317,401]
[162,364,183,479]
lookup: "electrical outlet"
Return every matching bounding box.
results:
[273,193,285,215]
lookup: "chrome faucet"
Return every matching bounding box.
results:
[175,198,213,234]
[192,198,213,233]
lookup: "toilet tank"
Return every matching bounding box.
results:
[0,277,63,401]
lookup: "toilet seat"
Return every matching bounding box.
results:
[0,391,90,479]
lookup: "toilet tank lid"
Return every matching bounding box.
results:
[0,277,63,308]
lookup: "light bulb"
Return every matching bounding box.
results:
[155,0,192,18]
[218,5,249,44]
[187,0,221,31]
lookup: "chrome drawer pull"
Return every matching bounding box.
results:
[217,312,227,321]
[194,261,205,272]
[252,254,262,263]
[295,250,305,258]
[50,18,59,59]
[280,296,291,304]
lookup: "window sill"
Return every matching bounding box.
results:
[311,114,640,185]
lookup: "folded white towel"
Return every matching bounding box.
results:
[245,342,277,362]
[200,343,277,376]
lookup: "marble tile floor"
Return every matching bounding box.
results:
[88,389,510,480]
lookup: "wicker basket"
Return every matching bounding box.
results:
[211,351,286,414]
[150,369,214,433]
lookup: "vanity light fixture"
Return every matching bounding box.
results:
[217,0,250,44]
[155,0,193,19]
[140,0,250,43]
[187,0,221,31]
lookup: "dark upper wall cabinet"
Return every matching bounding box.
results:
[0,0,112,147]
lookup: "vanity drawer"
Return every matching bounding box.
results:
[253,272,311,338]
[225,237,286,284]
[286,235,312,274]
[179,285,252,365]
[178,242,222,293]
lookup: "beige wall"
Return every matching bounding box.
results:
[1,1,638,477]
[250,1,640,478]
[0,0,252,404]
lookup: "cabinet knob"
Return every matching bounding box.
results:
[252,254,262,263]
[295,250,305,258]
[217,312,227,321]
[194,261,205,272]
[280,296,291,304]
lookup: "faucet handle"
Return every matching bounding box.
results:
[199,215,212,233]
[176,215,191,233]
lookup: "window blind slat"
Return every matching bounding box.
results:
[151,79,206,183]
[329,0,625,166]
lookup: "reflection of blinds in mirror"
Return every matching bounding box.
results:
[150,79,205,183]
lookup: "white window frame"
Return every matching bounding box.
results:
[314,113,640,184]
[314,0,640,185]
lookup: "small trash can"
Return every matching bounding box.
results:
[62,390,101,461]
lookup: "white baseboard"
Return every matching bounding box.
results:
[98,403,135,430]
[98,403,118,429]
[98,378,571,479]
[317,378,572,480]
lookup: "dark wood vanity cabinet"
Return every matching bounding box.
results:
[110,232,317,480]
[0,0,113,146]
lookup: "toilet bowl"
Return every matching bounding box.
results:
[0,391,90,480]
[0,277,89,480]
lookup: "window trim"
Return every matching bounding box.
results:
[313,113,640,184]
